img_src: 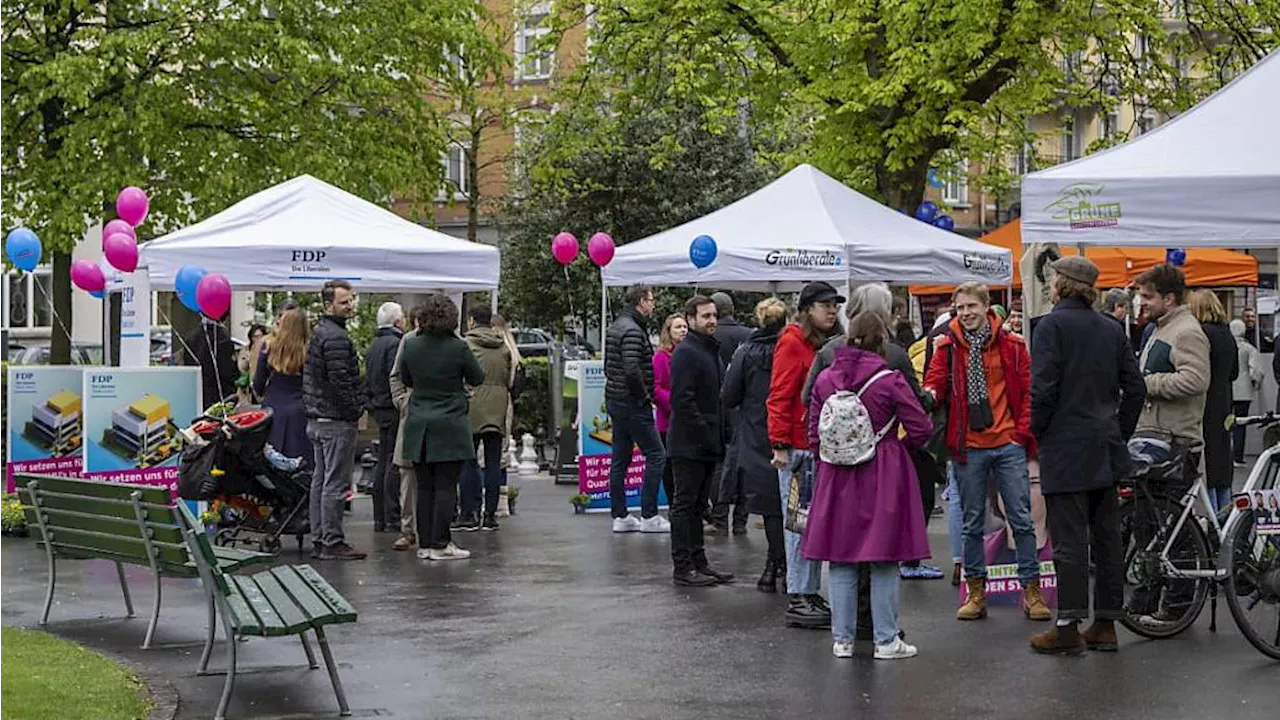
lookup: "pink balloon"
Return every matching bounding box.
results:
[103,219,136,241]
[103,232,139,272]
[551,232,579,265]
[587,232,615,267]
[195,272,232,319]
[70,259,106,293]
[116,186,149,227]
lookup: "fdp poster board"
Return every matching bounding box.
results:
[5,366,86,491]
[82,367,201,493]
[1250,488,1280,535]
[575,360,668,513]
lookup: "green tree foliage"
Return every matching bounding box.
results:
[498,101,770,333]
[3,0,477,362]
[554,0,1277,210]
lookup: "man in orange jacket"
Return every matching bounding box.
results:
[923,282,1050,622]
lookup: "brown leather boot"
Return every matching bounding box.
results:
[1022,579,1052,621]
[1081,620,1118,651]
[957,577,988,620]
[1030,624,1086,656]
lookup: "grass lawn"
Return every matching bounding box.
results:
[1,627,151,720]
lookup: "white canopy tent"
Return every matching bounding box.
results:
[1022,49,1280,248]
[142,175,500,292]
[600,164,1014,290]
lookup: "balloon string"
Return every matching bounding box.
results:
[155,306,202,372]
[562,265,577,338]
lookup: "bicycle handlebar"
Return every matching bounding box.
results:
[1233,412,1278,429]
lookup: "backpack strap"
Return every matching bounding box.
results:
[856,369,898,440]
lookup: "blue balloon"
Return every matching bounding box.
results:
[926,168,944,189]
[1166,248,1186,267]
[689,235,717,269]
[175,265,208,312]
[90,290,104,299]
[914,201,939,223]
[933,214,955,232]
[5,227,42,272]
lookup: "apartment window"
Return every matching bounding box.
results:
[1136,113,1155,135]
[440,143,470,200]
[515,9,553,81]
[1102,113,1119,141]
[943,161,969,206]
[1062,118,1078,161]
[3,268,54,330]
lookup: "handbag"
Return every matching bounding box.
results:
[784,452,815,534]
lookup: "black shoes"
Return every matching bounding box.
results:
[452,514,481,532]
[481,516,500,531]
[785,594,832,629]
[673,569,720,587]
[757,559,782,593]
[731,524,748,536]
[697,565,736,584]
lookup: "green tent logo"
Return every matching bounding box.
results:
[1044,182,1122,229]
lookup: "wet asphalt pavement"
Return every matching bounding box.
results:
[3,472,1277,720]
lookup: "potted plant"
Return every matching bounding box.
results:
[200,506,221,534]
[1,494,28,537]
[506,486,521,515]
[570,493,591,515]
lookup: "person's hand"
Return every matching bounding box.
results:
[771,448,790,469]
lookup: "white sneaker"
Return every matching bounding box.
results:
[832,641,854,659]
[874,637,918,660]
[416,548,432,560]
[612,515,642,533]
[427,543,471,561]
[639,515,671,533]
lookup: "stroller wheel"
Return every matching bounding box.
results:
[259,535,282,554]
[213,528,238,547]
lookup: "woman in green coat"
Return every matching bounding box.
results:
[399,295,484,561]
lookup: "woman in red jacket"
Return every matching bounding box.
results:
[768,281,843,629]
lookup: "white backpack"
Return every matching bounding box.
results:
[817,370,897,466]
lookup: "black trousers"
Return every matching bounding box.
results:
[372,409,402,529]
[710,464,749,528]
[669,458,716,572]
[414,461,463,550]
[462,432,503,520]
[1045,488,1124,621]
[1232,399,1252,463]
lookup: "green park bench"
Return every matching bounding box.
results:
[17,473,274,649]
[176,502,356,719]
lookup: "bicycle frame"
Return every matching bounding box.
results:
[1147,440,1280,581]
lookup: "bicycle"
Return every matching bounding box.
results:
[1117,413,1280,660]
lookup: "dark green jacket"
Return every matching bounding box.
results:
[398,330,484,465]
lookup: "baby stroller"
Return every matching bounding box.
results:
[177,402,310,554]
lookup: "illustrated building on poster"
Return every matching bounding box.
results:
[102,394,177,468]
[23,389,83,457]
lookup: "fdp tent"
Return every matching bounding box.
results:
[1022,49,1280,248]
[142,175,499,292]
[910,219,1258,294]
[600,164,1013,289]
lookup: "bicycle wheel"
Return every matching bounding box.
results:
[1119,491,1213,639]
[1224,512,1280,660]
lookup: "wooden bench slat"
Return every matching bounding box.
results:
[231,576,291,636]
[250,572,312,634]
[272,565,357,626]
[43,528,187,565]
[211,546,274,572]
[20,492,180,525]
[24,508,185,545]
[223,588,262,635]
[16,475,171,504]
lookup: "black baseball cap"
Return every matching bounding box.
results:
[798,281,846,309]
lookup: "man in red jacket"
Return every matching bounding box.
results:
[923,282,1050,622]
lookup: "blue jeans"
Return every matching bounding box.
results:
[954,443,1040,583]
[830,562,900,645]
[607,400,665,519]
[1207,486,1233,512]
[945,464,963,564]
[778,450,821,595]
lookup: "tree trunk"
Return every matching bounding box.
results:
[50,252,72,365]
[466,122,482,243]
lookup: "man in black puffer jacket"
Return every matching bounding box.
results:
[303,280,368,560]
[602,284,668,534]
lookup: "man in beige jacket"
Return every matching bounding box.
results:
[1133,263,1210,628]
[389,321,420,550]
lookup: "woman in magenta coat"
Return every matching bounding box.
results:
[804,312,932,661]
[653,313,687,505]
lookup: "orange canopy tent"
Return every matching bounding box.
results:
[910,219,1257,295]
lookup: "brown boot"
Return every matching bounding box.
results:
[1030,624,1086,656]
[957,577,988,621]
[1081,620,1118,651]
[393,533,416,551]
[1022,579,1052,621]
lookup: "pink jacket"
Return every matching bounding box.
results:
[653,348,673,433]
